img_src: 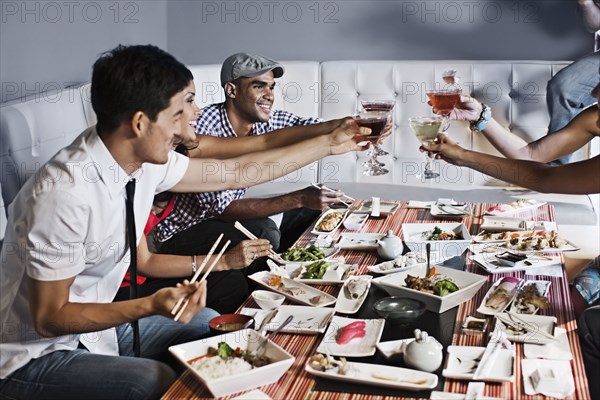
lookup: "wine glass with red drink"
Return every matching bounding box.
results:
[425,88,461,132]
[361,100,394,157]
[353,110,390,176]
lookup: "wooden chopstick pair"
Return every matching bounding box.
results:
[170,233,230,321]
[310,183,355,207]
[233,221,285,264]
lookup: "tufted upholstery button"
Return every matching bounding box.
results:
[393,92,398,97]
[356,92,360,96]
[393,157,398,161]
[355,154,359,160]
[508,90,516,98]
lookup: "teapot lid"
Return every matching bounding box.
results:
[385,229,396,237]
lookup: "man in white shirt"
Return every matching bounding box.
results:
[0,45,367,399]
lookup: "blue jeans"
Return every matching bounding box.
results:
[0,309,218,400]
[546,51,600,164]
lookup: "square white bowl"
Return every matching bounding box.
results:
[402,223,471,261]
[372,265,487,313]
[169,329,294,398]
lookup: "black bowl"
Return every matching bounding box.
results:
[373,297,426,324]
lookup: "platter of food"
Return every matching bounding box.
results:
[334,275,372,314]
[279,244,336,263]
[402,223,471,259]
[311,208,348,235]
[367,253,426,275]
[289,260,355,285]
[248,271,337,307]
[305,354,438,391]
[485,199,546,216]
[316,316,385,357]
[497,230,578,252]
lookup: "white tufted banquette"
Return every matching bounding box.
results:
[2,60,598,244]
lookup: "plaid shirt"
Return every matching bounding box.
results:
[154,102,321,242]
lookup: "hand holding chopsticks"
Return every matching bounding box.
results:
[234,221,286,264]
[311,183,355,207]
[171,234,230,321]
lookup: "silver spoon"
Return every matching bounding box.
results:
[425,243,431,277]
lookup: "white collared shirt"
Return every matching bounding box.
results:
[0,127,189,378]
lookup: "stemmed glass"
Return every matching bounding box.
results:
[408,116,443,179]
[360,100,395,157]
[353,110,391,176]
[425,88,461,132]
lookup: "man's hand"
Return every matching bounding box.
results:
[152,280,207,323]
[420,133,469,166]
[431,95,482,122]
[223,239,272,269]
[328,117,371,155]
[296,185,345,210]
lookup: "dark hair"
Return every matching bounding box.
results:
[91,44,193,134]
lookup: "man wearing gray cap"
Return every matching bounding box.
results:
[151,53,346,312]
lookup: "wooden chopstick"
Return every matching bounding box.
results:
[170,233,223,316]
[234,221,285,263]
[311,183,355,202]
[173,240,231,321]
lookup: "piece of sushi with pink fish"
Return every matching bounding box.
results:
[316,316,385,357]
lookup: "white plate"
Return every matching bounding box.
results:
[476,277,522,316]
[311,208,348,235]
[430,203,471,217]
[509,280,551,315]
[305,360,438,391]
[521,359,575,397]
[523,327,573,361]
[248,271,337,307]
[472,231,526,243]
[442,345,515,382]
[262,305,334,335]
[430,391,503,400]
[494,313,557,344]
[367,254,426,275]
[334,276,372,314]
[292,262,355,285]
[316,316,385,357]
[480,216,526,232]
[337,233,383,250]
[471,253,561,274]
[402,223,471,260]
[354,200,400,216]
[496,230,579,253]
[485,199,546,216]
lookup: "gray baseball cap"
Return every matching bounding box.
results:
[220,52,284,87]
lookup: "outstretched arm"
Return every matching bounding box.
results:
[172,118,368,193]
[218,186,344,221]
[422,134,600,194]
[579,0,600,33]
[189,119,344,159]
[437,96,598,162]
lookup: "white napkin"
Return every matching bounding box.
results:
[407,200,434,209]
[522,359,575,398]
[524,328,572,360]
[371,197,381,217]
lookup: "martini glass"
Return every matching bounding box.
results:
[425,88,461,132]
[353,110,391,176]
[361,100,395,157]
[408,116,443,179]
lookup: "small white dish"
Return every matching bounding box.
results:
[476,276,522,316]
[311,208,348,235]
[262,305,334,335]
[510,280,551,315]
[305,359,438,391]
[354,200,400,216]
[337,232,383,250]
[521,359,575,397]
[248,271,337,307]
[485,199,546,216]
[251,290,285,310]
[429,391,503,400]
[376,338,413,358]
[342,212,369,231]
[316,316,385,357]
[480,216,526,232]
[291,261,354,285]
[430,203,471,217]
[471,252,561,274]
[334,275,372,314]
[443,345,515,382]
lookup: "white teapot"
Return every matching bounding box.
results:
[376,229,403,260]
[404,329,443,372]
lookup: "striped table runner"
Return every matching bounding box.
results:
[162,202,590,400]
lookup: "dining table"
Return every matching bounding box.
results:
[162,200,591,400]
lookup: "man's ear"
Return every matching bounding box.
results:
[130,111,146,137]
[224,82,236,99]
